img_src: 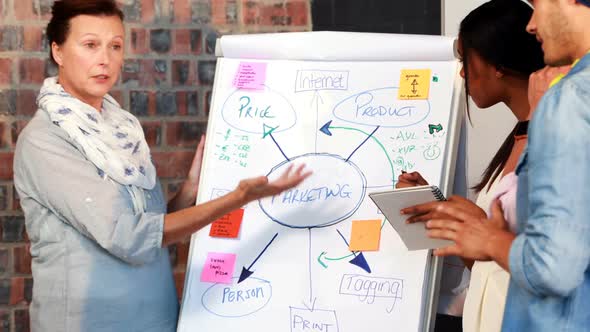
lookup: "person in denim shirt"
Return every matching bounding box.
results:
[403,0,590,330]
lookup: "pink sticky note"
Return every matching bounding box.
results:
[201,252,236,284]
[233,62,267,90]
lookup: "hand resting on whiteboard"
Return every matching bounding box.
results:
[395,171,429,188]
[162,163,312,246]
[167,134,206,213]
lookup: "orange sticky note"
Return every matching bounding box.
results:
[209,209,245,238]
[349,219,382,251]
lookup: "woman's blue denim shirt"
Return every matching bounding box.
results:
[14,110,179,332]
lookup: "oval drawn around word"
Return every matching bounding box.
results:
[221,86,297,135]
[259,153,366,229]
[201,277,272,318]
[333,87,430,128]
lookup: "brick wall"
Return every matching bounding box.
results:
[0,0,311,331]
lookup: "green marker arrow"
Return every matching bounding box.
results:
[262,123,278,139]
[317,251,356,269]
[428,124,443,135]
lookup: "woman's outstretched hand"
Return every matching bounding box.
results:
[162,163,312,246]
[235,164,313,204]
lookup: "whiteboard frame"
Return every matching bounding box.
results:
[422,63,465,332]
[177,57,226,330]
[178,37,465,332]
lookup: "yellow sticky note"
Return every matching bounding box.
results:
[398,69,432,100]
[349,219,382,251]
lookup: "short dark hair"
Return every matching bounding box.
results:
[46,0,124,65]
[459,0,544,193]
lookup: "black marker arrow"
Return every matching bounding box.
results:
[262,124,290,161]
[336,229,371,273]
[238,233,279,283]
[319,120,333,136]
[411,79,419,94]
[346,125,380,162]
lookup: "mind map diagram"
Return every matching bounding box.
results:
[186,63,451,332]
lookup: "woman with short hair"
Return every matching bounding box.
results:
[13,1,310,331]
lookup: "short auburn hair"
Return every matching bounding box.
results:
[46,0,125,65]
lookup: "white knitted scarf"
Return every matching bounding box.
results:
[37,77,157,211]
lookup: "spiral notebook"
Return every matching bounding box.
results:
[369,185,453,250]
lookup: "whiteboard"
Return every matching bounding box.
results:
[178,32,463,332]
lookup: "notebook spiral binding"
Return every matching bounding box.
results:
[431,187,446,201]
